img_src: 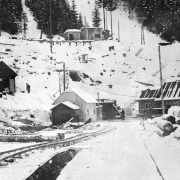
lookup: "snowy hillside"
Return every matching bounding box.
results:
[0,0,180,123]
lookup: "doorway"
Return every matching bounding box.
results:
[69,34,74,40]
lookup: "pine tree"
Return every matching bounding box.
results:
[70,0,79,29]
[92,1,102,27]
[78,13,84,29]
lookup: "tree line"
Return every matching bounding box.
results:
[25,0,83,38]
[121,0,180,42]
[0,0,24,35]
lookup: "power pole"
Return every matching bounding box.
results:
[50,0,53,53]
[58,72,61,96]
[106,9,108,29]
[0,22,1,36]
[84,16,86,27]
[110,11,113,39]
[118,21,120,42]
[63,62,65,91]
[158,45,164,116]
[97,92,100,120]
[141,20,145,45]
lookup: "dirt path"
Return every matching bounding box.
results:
[58,120,163,180]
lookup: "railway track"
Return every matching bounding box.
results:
[0,126,115,165]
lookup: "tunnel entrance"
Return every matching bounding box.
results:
[69,71,82,82]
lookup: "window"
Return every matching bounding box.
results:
[87,109,89,114]
[145,102,151,108]
[94,109,95,114]
[95,34,100,38]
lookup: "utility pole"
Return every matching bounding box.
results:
[158,43,171,116]
[97,92,100,120]
[110,11,113,39]
[58,72,61,96]
[158,45,164,115]
[0,22,1,36]
[118,21,120,42]
[63,62,65,91]
[50,0,53,53]
[84,16,86,27]
[141,19,145,45]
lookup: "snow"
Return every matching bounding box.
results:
[0,0,179,126]
[0,1,180,179]
[64,29,81,33]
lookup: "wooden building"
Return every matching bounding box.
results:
[52,88,98,125]
[80,27,103,41]
[138,80,180,115]
[51,101,81,125]
[63,29,81,40]
[0,61,17,95]
[98,99,118,120]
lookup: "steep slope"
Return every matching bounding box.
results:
[0,0,180,122]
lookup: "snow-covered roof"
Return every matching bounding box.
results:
[61,101,80,109]
[51,101,80,110]
[80,27,103,30]
[68,87,98,104]
[63,29,81,34]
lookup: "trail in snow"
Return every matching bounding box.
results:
[21,0,41,39]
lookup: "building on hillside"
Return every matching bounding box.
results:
[51,88,98,125]
[138,80,180,115]
[63,29,81,40]
[98,99,120,120]
[80,27,103,41]
[0,61,17,95]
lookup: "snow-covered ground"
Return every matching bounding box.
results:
[0,0,179,118]
[58,119,180,180]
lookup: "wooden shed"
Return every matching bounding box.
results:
[138,80,180,115]
[52,88,98,125]
[51,101,81,125]
[63,29,81,40]
[80,27,103,41]
[0,61,17,95]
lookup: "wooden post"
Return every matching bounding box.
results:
[118,21,120,42]
[58,72,61,95]
[158,45,164,116]
[0,22,1,36]
[110,11,113,39]
[97,92,100,120]
[103,7,105,30]
[141,20,145,45]
[84,16,86,27]
[50,0,53,53]
[63,62,65,91]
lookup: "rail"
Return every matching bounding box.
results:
[0,126,115,164]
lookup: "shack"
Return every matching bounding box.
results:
[0,61,17,95]
[80,27,103,41]
[51,101,81,125]
[63,29,81,40]
[138,80,180,115]
[52,88,98,125]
